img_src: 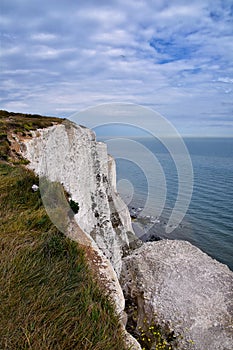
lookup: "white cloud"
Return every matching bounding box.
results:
[77,8,126,25]
[159,5,202,18]
[31,46,77,59]
[31,33,57,41]
[0,45,22,57]
[92,29,135,46]
[217,77,233,84]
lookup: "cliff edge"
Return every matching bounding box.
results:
[20,120,134,276]
[18,119,141,350]
[15,118,233,350]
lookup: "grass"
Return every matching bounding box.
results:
[0,110,64,161]
[0,162,127,350]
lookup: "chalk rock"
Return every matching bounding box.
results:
[20,120,137,276]
[120,240,233,350]
[31,184,39,192]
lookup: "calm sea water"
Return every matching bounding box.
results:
[102,137,233,271]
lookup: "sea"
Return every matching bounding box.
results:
[98,136,233,271]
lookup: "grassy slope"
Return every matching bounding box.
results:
[0,111,127,350]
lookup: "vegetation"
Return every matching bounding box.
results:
[0,111,127,348]
[69,199,80,214]
[0,110,64,161]
[0,109,181,350]
[0,163,127,348]
[125,299,178,350]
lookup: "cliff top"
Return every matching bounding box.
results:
[0,110,65,161]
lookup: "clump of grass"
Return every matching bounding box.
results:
[0,163,127,350]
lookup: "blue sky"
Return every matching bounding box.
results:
[1,0,233,136]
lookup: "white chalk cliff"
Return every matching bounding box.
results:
[19,120,142,350]
[19,120,233,350]
[21,120,134,276]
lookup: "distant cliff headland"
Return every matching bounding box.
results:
[1,110,232,350]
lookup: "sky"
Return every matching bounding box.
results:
[1,0,233,136]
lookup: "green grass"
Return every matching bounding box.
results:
[0,163,127,350]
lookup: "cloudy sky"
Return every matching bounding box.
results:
[1,0,233,136]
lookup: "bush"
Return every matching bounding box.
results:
[69,199,80,214]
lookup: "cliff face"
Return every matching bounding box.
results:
[19,120,233,350]
[20,120,134,276]
[19,120,142,349]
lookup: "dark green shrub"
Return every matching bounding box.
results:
[69,199,79,214]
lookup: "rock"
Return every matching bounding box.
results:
[20,121,138,276]
[20,120,233,350]
[120,240,233,350]
[31,184,39,192]
[19,122,142,349]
